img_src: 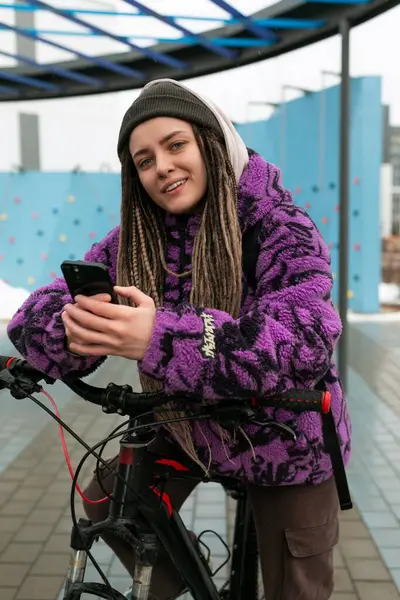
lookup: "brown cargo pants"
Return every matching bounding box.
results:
[83,434,339,600]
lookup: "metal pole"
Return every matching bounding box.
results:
[338,19,351,394]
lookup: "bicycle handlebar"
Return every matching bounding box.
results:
[0,355,332,416]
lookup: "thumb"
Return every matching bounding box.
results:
[114,285,153,307]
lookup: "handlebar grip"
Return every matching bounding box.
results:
[253,390,331,414]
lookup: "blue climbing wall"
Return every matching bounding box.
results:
[0,173,120,290]
[0,76,381,313]
[236,76,382,314]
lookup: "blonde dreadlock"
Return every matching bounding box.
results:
[117,127,243,470]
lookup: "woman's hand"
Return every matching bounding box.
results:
[61,286,156,360]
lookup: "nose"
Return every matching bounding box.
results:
[155,152,174,179]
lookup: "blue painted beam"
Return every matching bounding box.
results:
[0,27,276,47]
[122,0,237,59]
[259,19,325,29]
[0,82,18,94]
[25,0,186,70]
[208,0,278,42]
[0,69,58,90]
[0,47,101,87]
[0,21,143,81]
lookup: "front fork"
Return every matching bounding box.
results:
[64,423,160,600]
[64,520,91,599]
[131,533,158,600]
[64,523,159,600]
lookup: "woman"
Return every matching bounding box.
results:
[8,79,351,600]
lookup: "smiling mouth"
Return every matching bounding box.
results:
[164,179,188,193]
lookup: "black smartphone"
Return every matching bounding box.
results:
[60,260,118,303]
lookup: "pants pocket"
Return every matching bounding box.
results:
[283,516,339,600]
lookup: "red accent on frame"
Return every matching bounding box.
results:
[155,458,190,472]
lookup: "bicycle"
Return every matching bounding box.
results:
[0,355,352,600]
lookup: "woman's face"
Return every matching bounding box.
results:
[129,117,207,214]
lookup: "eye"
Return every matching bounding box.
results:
[139,158,153,169]
[171,141,185,151]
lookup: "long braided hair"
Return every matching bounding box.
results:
[117,125,243,469]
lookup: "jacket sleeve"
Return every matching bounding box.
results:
[140,204,342,400]
[7,227,119,380]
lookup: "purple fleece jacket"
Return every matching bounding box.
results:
[7,151,351,485]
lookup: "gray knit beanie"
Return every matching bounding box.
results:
[117,80,223,159]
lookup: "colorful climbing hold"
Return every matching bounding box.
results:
[353,274,360,281]
[59,234,67,243]
[0,213,8,221]
[67,195,75,203]
[329,182,336,190]
[27,276,35,285]
[89,232,96,239]
[41,253,47,260]
[322,217,329,224]
[334,204,340,212]
[312,185,319,193]
[14,197,21,204]
[9,236,15,244]
[328,243,334,250]
[353,209,359,217]
[332,273,337,280]
[354,243,361,251]
[295,187,302,195]
[0,254,3,261]
[305,202,311,210]
[50,272,57,279]
[347,290,354,299]
[32,212,39,220]
[354,177,360,185]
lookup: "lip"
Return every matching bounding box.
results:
[161,178,188,194]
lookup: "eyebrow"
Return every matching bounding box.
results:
[132,130,186,160]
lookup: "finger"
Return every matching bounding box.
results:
[64,328,85,347]
[62,311,111,346]
[74,294,129,319]
[62,312,73,340]
[62,311,87,348]
[88,293,112,302]
[114,285,153,307]
[68,342,111,357]
[64,302,116,333]
[66,338,85,355]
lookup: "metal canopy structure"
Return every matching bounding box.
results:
[0,0,397,101]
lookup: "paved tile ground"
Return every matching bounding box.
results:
[1,319,400,598]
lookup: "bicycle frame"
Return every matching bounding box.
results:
[64,417,253,600]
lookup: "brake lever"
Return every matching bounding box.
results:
[0,370,41,399]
